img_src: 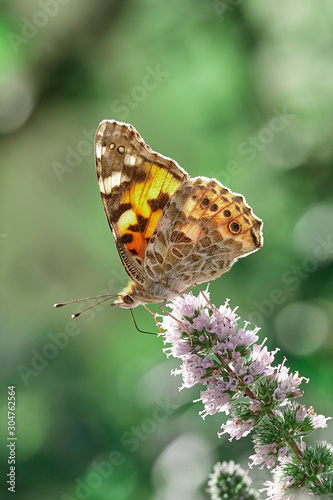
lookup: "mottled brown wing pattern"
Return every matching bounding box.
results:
[144,177,263,291]
[95,120,189,285]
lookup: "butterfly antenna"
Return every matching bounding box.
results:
[54,293,120,318]
[54,293,119,308]
[130,309,157,335]
[71,296,117,318]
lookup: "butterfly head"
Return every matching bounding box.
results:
[113,281,147,309]
[113,292,137,309]
[113,279,175,308]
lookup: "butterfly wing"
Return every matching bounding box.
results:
[95,120,189,285]
[145,177,263,292]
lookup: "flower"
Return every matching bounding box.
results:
[260,474,295,500]
[219,417,255,441]
[159,290,311,440]
[296,405,331,429]
[159,289,278,431]
[159,290,332,498]
[249,443,287,469]
[273,362,308,402]
[207,460,259,500]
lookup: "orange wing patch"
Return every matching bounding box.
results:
[116,164,184,259]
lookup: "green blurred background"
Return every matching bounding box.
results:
[1,1,333,498]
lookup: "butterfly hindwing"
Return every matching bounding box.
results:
[144,177,262,291]
[95,120,189,285]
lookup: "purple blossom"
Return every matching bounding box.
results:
[200,384,230,418]
[159,290,332,498]
[260,472,295,500]
[249,443,287,469]
[220,417,255,441]
[159,289,318,443]
[273,363,308,402]
[296,405,331,429]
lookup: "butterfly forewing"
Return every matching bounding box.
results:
[95,120,189,285]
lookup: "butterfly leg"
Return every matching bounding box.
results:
[129,308,159,335]
[196,284,219,314]
[141,304,164,335]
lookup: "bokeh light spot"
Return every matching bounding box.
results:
[293,203,333,262]
[152,434,212,497]
[0,74,34,134]
[274,301,329,355]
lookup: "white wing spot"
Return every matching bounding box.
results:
[97,121,107,135]
[95,141,102,159]
[110,142,115,150]
[98,177,106,194]
[124,153,136,166]
[104,176,113,193]
[99,172,129,194]
[118,146,125,154]
[111,171,122,187]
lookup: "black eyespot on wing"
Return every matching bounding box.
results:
[210,203,218,212]
[224,209,231,218]
[201,197,210,207]
[228,221,241,234]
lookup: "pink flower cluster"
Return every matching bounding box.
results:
[159,289,309,441]
[160,290,332,498]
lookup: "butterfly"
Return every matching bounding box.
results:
[94,120,263,309]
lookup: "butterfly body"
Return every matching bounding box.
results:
[95,120,263,308]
